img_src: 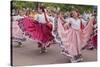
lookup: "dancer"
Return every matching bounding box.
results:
[81,10,97,50]
[57,9,95,62]
[85,12,97,50]
[12,10,26,47]
[18,7,54,53]
[35,6,55,53]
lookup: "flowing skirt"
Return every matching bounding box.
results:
[92,35,97,48]
[18,17,54,47]
[12,21,26,43]
[84,20,97,49]
[86,34,97,49]
[58,17,94,57]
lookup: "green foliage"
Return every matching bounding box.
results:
[12,1,37,9]
[11,1,94,13]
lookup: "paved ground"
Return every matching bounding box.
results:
[12,39,97,66]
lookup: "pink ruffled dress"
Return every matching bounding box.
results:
[57,17,94,57]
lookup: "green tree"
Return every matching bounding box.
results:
[11,1,94,14]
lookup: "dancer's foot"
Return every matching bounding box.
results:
[87,46,94,50]
[40,47,47,54]
[68,54,83,63]
[70,57,78,63]
[70,55,83,63]
[76,57,83,62]
[16,42,22,48]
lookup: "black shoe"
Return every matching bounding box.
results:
[16,42,22,48]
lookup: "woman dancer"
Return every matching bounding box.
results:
[57,9,94,62]
[85,12,97,50]
[12,10,26,47]
[81,10,97,50]
[18,7,54,53]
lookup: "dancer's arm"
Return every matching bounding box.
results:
[60,17,70,30]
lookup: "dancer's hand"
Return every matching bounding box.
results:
[89,15,95,20]
[63,23,70,30]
